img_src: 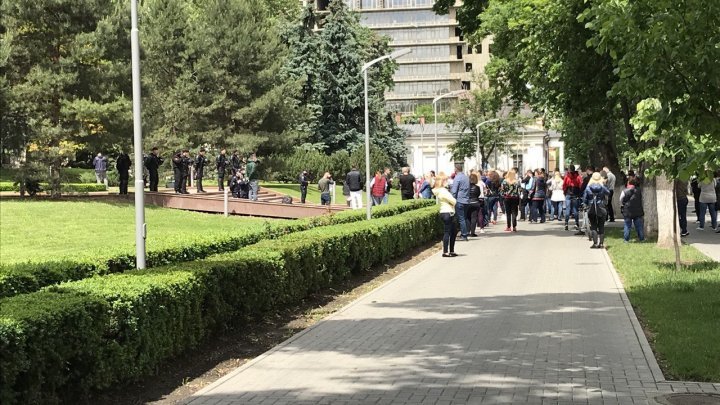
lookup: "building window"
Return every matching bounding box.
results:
[467,45,473,54]
[394,63,451,78]
[317,0,330,11]
[461,81,471,90]
[456,45,463,59]
[361,9,448,26]
[488,44,493,54]
[361,0,380,9]
[465,63,473,72]
[512,154,523,173]
[476,45,482,54]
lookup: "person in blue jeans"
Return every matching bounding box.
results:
[451,164,470,241]
[563,165,582,231]
[620,178,645,242]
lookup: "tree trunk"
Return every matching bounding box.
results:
[656,174,678,249]
[642,176,658,237]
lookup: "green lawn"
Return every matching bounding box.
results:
[605,229,720,382]
[0,200,273,265]
[262,182,406,206]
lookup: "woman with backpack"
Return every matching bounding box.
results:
[582,172,610,249]
[530,169,547,223]
[620,177,645,243]
[501,170,522,232]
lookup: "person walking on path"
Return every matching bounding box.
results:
[520,169,534,221]
[433,173,457,258]
[697,175,718,231]
[116,151,131,195]
[318,172,332,206]
[345,167,363,209]
[620,177,645,242]
[467,173,485,237]
[246,153,260,201]
[398,167,415,200]
[216,149,228,192]
[485,171,502,226]
[299,171,309,204]
[603,166,617,221]
[451,164,470,241]
[563,165,583,231]
[93,152,109,187]
[675,179,690,237]
[530,169,547,223]
[549,170,565,221]
[501,170,522,232]
[370,170,387,206]
[194,148,207,193]
[583,172,610,249]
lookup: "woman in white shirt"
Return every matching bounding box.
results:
[549,170,565,221]
[697,175,718,231]
[432,173,457,257]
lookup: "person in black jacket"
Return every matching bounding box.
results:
[195,148,207,193]
[116,152,131,195]
[299,171,309,203]
[230,150,242,175]
[345,167,363,209]
[172,150,191,194]
[144,147,163,192]
[620,177,645,242]
[216,148,228,191]
[398,167,415,200]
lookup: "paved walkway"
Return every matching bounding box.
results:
[188,221,719,405]
[685,198,720,262]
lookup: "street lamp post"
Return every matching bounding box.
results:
[475,118,500,171]
[130,0,146,269]
[362,48,411,220]
[432,90,466,174]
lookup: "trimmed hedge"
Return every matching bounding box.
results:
[0,182,107,193]
[0,199,435,298]
[0,206,442,404]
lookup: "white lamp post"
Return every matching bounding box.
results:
[432,90,466,174]
[475,118,500,171]
[130,0,146,269]
[361,48,411,220]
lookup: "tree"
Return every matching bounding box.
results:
[1,0,131,196]
[446,88,524,168]
[282,0,407,167]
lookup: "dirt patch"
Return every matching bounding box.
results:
[88,241,441,405]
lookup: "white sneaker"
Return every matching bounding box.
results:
[697,226,705,231]
[479,229,486,234]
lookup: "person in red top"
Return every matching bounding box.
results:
[563,165,583,231]
[370,170,387,206]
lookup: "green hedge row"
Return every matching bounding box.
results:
[0,206,442,404]
[0,182,107,193]
[0,199,435,298]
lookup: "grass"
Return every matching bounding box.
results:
[0,200,274,265]
[604,228,720,382]
[261,182,406,206]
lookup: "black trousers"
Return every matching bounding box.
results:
[607,190,615,220]
[300,186,307,203]
[174,169,187,193]
[520,195,529,219]
[466,202,482,235]
[504,198,519,229]
[440,213,457,254]
[196,169,204,192]
[218,175,225,191]
[149,170,159,192]
[589,210,607,234]
[119,173,129,195]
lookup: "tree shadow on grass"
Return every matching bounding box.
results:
[655,260,720,273]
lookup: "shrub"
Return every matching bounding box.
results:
[0,182,106,193]
[0,199,435,298]
[0,206,442,403]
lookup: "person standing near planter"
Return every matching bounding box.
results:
[299,170,309,204]
[246,153,260,201]
[216,149,228,192]
[451,164,470,241]
[432,173,457,258]
[230,150,242,176]
[398,167,415,200]
[697,174,718,231]
[345,167,363,209]
[675,179,690,237]
[116,151,131,195]
[194,148,207,193]
[370,170,387,206]
[318,172,332,206]
[93,152,109,187]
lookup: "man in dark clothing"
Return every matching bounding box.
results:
[345,167,363,209]
[116,152,131,195]
[230,150,242,175]
[299,171,309,203]
[172,150,191,194]
[145,147,163,192]
[398,167,416,200]
[216,148,228,191]
[675,179,690,237]
[195,148,207,193]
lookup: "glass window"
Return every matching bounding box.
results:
[378,27,449,42]
[386,0,434,7]
[361,0,380,9]
[394,63,451,78]
[393,81,452,96]
[361,10,449,27]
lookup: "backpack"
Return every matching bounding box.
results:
[281,195,293,204]
[588,188,606,217]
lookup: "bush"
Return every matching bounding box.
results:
[0,182,106,193]
[0,199,435,298]
[0,206,442,403]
